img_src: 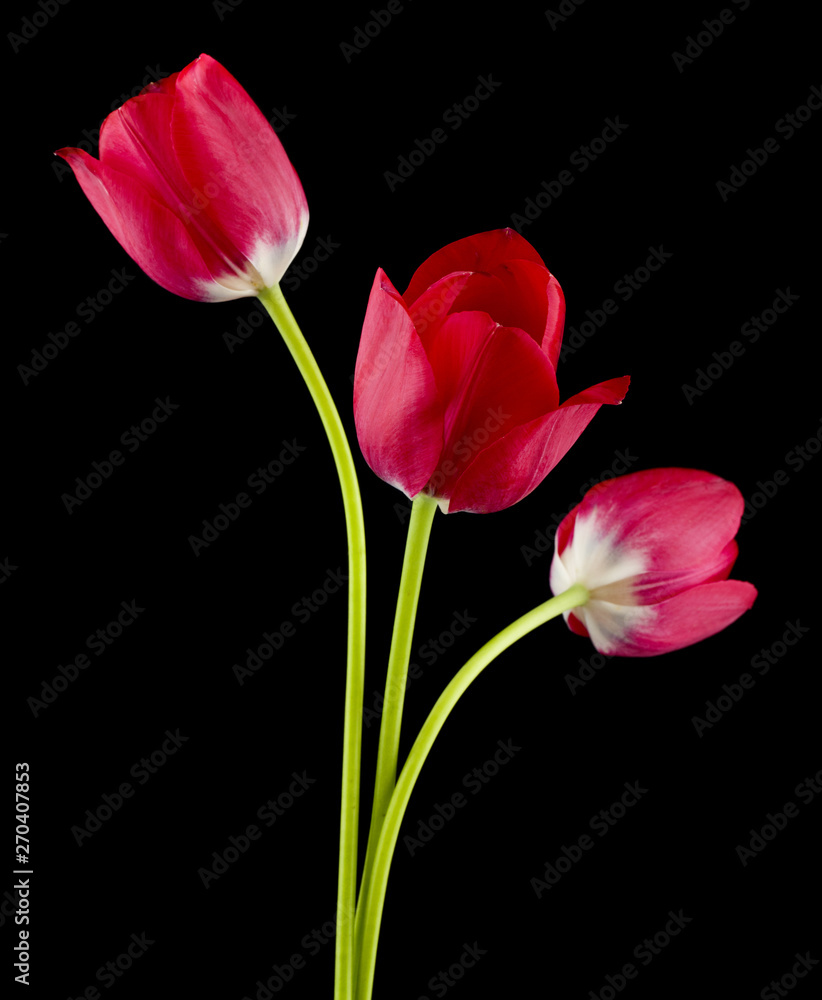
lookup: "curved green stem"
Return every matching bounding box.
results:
[356,492,437,964]
[354,584,589,1000]
[258,284,366,1000]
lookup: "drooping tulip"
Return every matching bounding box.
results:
[549,468,757,656]
[56,54,308,302]
[353,229,630,514]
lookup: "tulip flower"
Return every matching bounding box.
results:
[56,54,308,302]
[549,468,758,656]
[353,229,630,514]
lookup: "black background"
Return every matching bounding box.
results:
[4,1,821,998]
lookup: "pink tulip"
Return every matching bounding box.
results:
[549,468,758,656]
[353,229,630,514]
[56,54,308,302]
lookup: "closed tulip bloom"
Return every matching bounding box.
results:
[56,54,308,302]
[353,229,630,514]
[549,468,758,656]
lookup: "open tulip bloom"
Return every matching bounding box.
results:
[58,60,757,1000]
[354,228,630,514]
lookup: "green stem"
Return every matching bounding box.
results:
[258,284,366,1000]
[357,492,437,961]
[354,584,589,1000]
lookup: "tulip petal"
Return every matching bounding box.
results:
[541,272,565,368]
[97,77,253,294]
[566,612,591,639]
[560,468,745,598]
[446,375,629,513]
[440,259,565,364]
[423,310,500,439]
[403,228,547,306]
[354,270,443,497]
[170,54,309,292]
[98,78,185,206]
[430,316,560,460]
[574,580,758,657]
[559,376,633,407]
[627,539,740,605]
[55,148,230,301]
[408,272,473,343]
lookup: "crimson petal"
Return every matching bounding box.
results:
[353,269,444,497]
[447,376,629,513]
[576,581,758,657]
[55,148,226,301]
[403,228,547,305]
[170,54,309,292]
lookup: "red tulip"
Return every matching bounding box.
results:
[549,468,758,656]
[56,54,308,302]
[353,229,630,513]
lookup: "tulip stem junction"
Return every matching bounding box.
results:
[357,491,438,958]
[354,583,589,1000]
[258,284,367,1000]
